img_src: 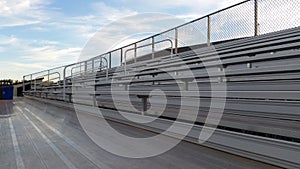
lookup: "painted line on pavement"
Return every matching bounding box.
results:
[22,106,110,169]
[9,118,25,169]
[21,111,77,169]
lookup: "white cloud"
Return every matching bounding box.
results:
[43,2,138,40]
[0,61,47,80]
[0,0,50,27]
[91,2,138,22]
[111,0,244,17]
[0,30,80,80]
[21,46,81,62]
[0,35,18,45]
[9,62,46,69]
[0,0,47,16]
[0,34,81,80]
[79,13,185,60]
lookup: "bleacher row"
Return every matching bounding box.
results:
[24,26,300,168]
[25,26,300,139]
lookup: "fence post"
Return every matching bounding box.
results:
[109,52,112,69]
[254,0,259,36]
[84,61,88,74]
[134,43,137,63]
[63,67,67,101]
[152,36,155,59]
[175,28,178,54]
[207,15,211,46]
[47,70,50,84]
[30,74,32,94]
[22,76,25,94]
[34,79,36,92]
[92,59,95,73]
[120,48,123,66]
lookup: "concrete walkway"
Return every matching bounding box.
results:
[0,98,282,169]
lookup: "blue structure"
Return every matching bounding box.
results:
[1,86,14,100]
[0,80,14,100]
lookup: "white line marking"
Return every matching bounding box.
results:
[9,118,25,169]
[21,106,110,169]
[22,112,77,169]
[15,107,50,169]
[16,107,23,113]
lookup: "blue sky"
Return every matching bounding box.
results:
[1,0,298,80]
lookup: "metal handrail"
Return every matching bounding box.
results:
[63,55,108,101]
[124,39,173,75]
[23,71,61,93]
[70,57,105,77]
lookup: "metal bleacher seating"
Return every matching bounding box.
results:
[22,4,300,167]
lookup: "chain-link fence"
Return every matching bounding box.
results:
[111,0,300,67]
[210,0,255,42]
[257,0,300,35]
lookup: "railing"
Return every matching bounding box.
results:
[62,55,108,100]
[23,55,109,101]
[23,68,63,93]
[124,39,173,75]
[23,0,300,95]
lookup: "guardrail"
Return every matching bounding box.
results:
[23,55,109,101]
[124,39,173,75]
[62,55,109,101]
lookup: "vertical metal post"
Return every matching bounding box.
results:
[134,43,137,63]
[109,53,112,69]
[104,57,109,81]
[80,63,82,75]
[152,37,155,59]
[254,0,259,36]
[63,67,67,101]
[84,61,88,73]
[92,59,95,73]
[142,97,147,116]
[100,56,103,71]
[124,52,127,75]
[120,48,123,66]
[48,70,50,86]
[207,15,211,46]
[34,79,36,92]
[30,74,32,91]
[175,28,178,54]
[22,76,25,94]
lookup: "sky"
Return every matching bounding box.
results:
[0,0,298,80]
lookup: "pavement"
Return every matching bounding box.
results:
[0,98,282,169]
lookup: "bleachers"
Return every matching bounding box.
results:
[23,24,300,168]
[24,26,300,136]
